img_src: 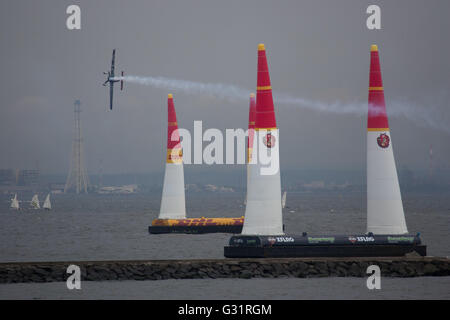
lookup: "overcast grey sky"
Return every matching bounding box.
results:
[1,0,449,175]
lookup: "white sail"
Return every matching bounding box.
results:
[30,194,40,209]
[281,191,287,209]
[43,193,51,210]
[10,194,19,210]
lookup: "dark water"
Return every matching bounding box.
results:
[1,277,449,300]
[0,192,449,299]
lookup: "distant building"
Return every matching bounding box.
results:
[97,184,138,194]
[49,183,65,194]
[17,169,40,186]
[203,184,235,192]
[0,169,15,185]
[185,184,201,192]
[303,180,325,189]
[0,168,40,186]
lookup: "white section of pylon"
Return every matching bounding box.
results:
[367,130,408,234]
[158,162,186,219]
[241,129,284,235]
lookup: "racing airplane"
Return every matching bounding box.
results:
[103,49,123,110]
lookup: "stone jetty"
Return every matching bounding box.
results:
[0,256,449,284]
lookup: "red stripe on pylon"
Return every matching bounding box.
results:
[256,44,277,129]
[368,45,389,129]
[167,94,181,150]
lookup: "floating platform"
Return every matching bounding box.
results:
[149,217,244,234]
[224,234,426,258]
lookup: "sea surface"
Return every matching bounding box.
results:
[0,191,449,299]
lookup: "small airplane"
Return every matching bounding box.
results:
[103,49,124,110]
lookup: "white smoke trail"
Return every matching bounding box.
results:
[113,75,450,134]
[114,75,368,114]
[115,75,250,102]
[276,94,450,134]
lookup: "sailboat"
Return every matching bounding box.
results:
[281,191,287,209]
[43,193,51,210]
[10,194,19,210]
[30,194,40,209]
